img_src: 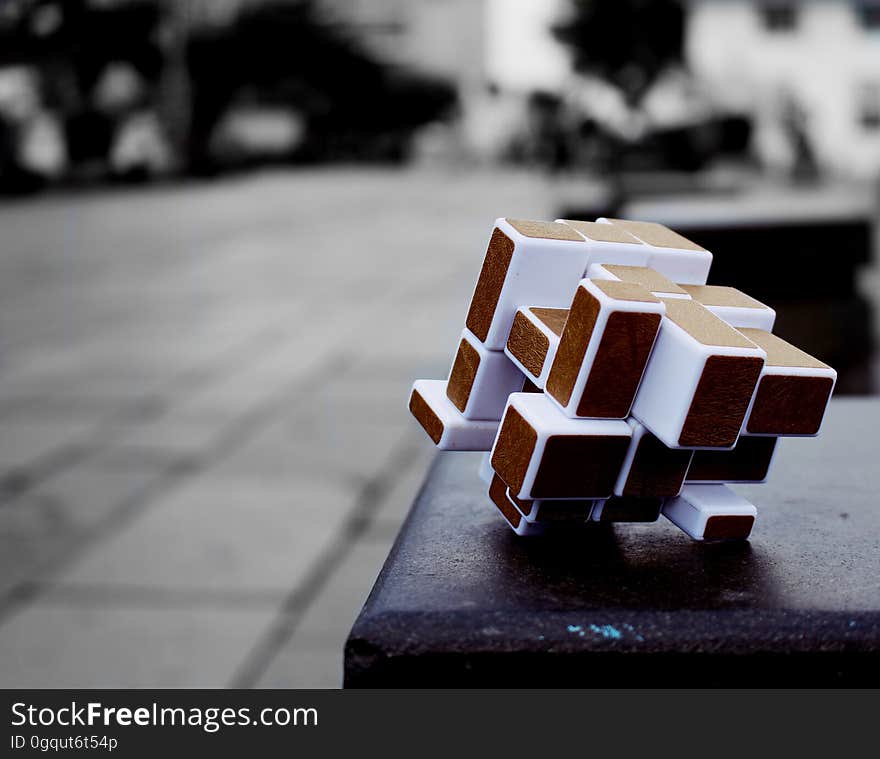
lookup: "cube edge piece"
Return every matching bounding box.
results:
[409,379,499,451]
[662,484,757,541]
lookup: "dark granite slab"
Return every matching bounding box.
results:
[346,398,880,686]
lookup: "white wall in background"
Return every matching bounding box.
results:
[486,0,569,92]
[687,0,880,177]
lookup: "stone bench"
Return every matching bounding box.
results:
[345,398,880,686]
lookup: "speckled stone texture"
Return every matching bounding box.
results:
[346,399,880,687]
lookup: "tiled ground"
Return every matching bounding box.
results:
[2,169,876,688]
[0,167,561,687]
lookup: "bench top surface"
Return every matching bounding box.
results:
[346,398,880,685]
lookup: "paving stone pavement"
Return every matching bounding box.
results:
[0,167,562,687]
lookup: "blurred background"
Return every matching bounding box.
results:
[0,0,877,687]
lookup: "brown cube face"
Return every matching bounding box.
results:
[687,436,778,483]
[409,388,443,444]
[506,219,583,241]
[531,307,568,335]
[603,219,706,251]
[652,299,765,447]
[491,407,539,495]
[661,297,756,349]
[747,375,834,435]
[466,228,515,342]
[506,489,592,523]
[488,473,522,529]
[681,285,771,311]
[621,432,694,498]
[703,514,755,541]
[559,219,644,245]
[465,221,581,343]
[491,406,631,499]
[531,501,593,524]
[531,434,630,499]
[506,307,567,378]
[521,376,543,393]
[507,312,547,377]
[546,283,661,418]
[595,496,663,523]
[738,328,835,435]
[679,355,765,447]
[446,337,480,413]
[601,264,688,296]
[546,286,599,407]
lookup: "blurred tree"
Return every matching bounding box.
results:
[553,0,685,108]
[186,0,456,171]
[549,0,726,178]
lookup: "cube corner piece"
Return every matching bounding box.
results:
[631,298,766,449]
[545,278,664,419]
[504,306,567,389]
[738,328,836,437]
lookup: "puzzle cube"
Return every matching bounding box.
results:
[447,328,524,420]
[409,379,498,450]
[409,215,835,543]
[591,496,664,523]
[598,218,712,285]
[737,328,836,436]
[631,298,765,449]
[545,279,664,418]
[686,436,778,484]
[662,485,757,541]
[614,418,694,497]
[491,392,631,500]
[681,285,776,331]
[556,219,650,268]
[505,307,567,388]
[587,263,690,299]
[465,218,588,349]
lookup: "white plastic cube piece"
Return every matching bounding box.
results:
[591,497,663,523]
[446,328,524,421]
[504,307,566,389]
[631,298,766,449]
[598,218,712,285]
[478,452,494,485]
[686,436,778,484]
[490,392,631,500]
[662,484,757,541]
[556,218,650,270]
[681,285,776,331]
[409,379,498,451]
[614,418,694,497]
[487,474,545,536]
[504,486,594,524]
[545,278,665,419]
[465,218,589,350]
[587,262,690,299]
[737,328,836,437]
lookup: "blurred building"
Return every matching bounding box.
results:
[687,0,880,178]
[321,0,486,92]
